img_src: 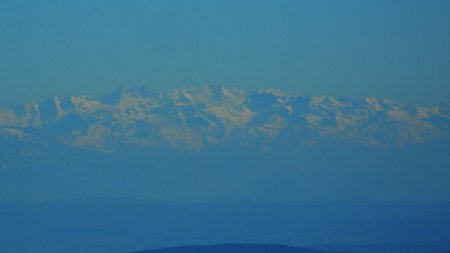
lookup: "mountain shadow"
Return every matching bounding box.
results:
[131,244,350,253]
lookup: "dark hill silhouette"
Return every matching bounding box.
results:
[131,244,349,253]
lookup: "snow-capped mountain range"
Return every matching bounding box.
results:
[1,85,449,154]
[1,85,450,201]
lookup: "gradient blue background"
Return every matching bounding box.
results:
[0,0,449,107]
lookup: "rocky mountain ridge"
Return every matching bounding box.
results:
[1,85,449,154]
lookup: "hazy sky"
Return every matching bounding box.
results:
[0,0,449,107]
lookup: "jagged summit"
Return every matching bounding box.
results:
[0,85,449,153]
[100,86,161,105]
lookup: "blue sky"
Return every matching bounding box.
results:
[0,0,449,106]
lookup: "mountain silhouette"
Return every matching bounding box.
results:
[131,244,349,253]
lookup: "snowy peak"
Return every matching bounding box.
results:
[0,85,449,153]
